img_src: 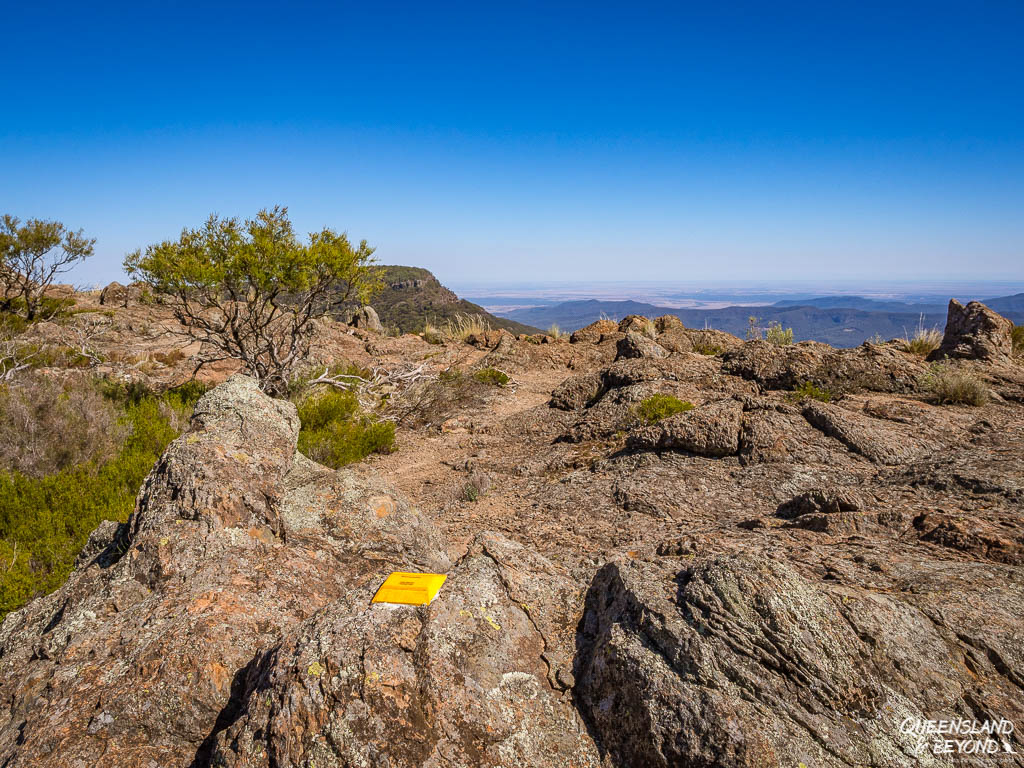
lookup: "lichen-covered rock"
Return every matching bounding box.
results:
[628,398,742,457]
[574,554,1024,768]
[347,304,384,332]
[550,371,604,410]
[616,331,668,360]
[802,400,930,465]
[0,376,449,768]
[209,533,600,768]
[569,318,618,344]
[928,299,1015,362]
[724,340,926,393]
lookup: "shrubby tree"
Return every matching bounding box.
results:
[125,206,379,395]
[0,215,95,320]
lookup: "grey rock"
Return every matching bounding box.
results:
[928,299,1015,362]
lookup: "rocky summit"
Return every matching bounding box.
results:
[1,296,1023,768]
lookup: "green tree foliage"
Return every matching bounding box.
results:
[0,215,95,320]
[296,389,395,468]
[124,206,380,395]
[0,382,205,619]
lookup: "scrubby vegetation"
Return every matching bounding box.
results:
[445,313,490,342]
[765,321,794,346]
[124,206,380,395]
[921,362,988,406]
[422,322,444,345]
[635,393,694,424]
[0,380,206,619]
[472,367,509,386]
[790,381,832,402]
[1013,324,1024,357]
[901,315,942,356]
[547,323,562,339]
[295,389,395,468]
[0,373,126,476]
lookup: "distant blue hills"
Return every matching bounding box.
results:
[495,294,1024,347]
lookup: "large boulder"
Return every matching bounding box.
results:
[574,554,1024,768]
[0,376,449,768]
[346,305,384,333]
[928,299,1015,362]
[616,331,668,360]
[210,533,600,767]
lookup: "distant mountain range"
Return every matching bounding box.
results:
[496,294,1024,347]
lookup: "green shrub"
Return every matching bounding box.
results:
[692,340,725,356]
[920,363,988,406]
[790,381,832,402]
[635,393,694,424]
[1012,325,1024,357]
[472,368,509,386]
[765,321,794,346]
[296,389,395,468]
[0,380,206,619]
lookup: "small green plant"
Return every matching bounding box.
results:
[472,368,509,386]
[920,362,988,406]
[790,381,832,402]
[1012,325,1024,357]
[765,321,794,346]
[547,323,562,339]
[635,393,694,424]
[693,341,725,355]
[296,389,395,468]
[901,315,942,357]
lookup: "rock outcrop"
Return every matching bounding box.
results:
[929,299,1015,362]
[0,376,449,767]
[346,305,384,332]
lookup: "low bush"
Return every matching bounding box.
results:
[765,322,794,346]
[296,389,395,468]
[547,323,562,339]
[472,368,509,386]
[0,380,206,619]
[790,381,832,402]
[920,363,988,406]
[389,366,488,427]
[635,393,694,424]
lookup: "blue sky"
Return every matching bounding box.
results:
[2,1,1022,285]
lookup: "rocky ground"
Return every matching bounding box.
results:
[0,293,1022,767]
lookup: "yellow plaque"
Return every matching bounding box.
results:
[371,572,447,606]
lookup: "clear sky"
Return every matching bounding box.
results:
[2,1,1022,285]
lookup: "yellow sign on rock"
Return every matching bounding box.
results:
[372,572,447,606]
